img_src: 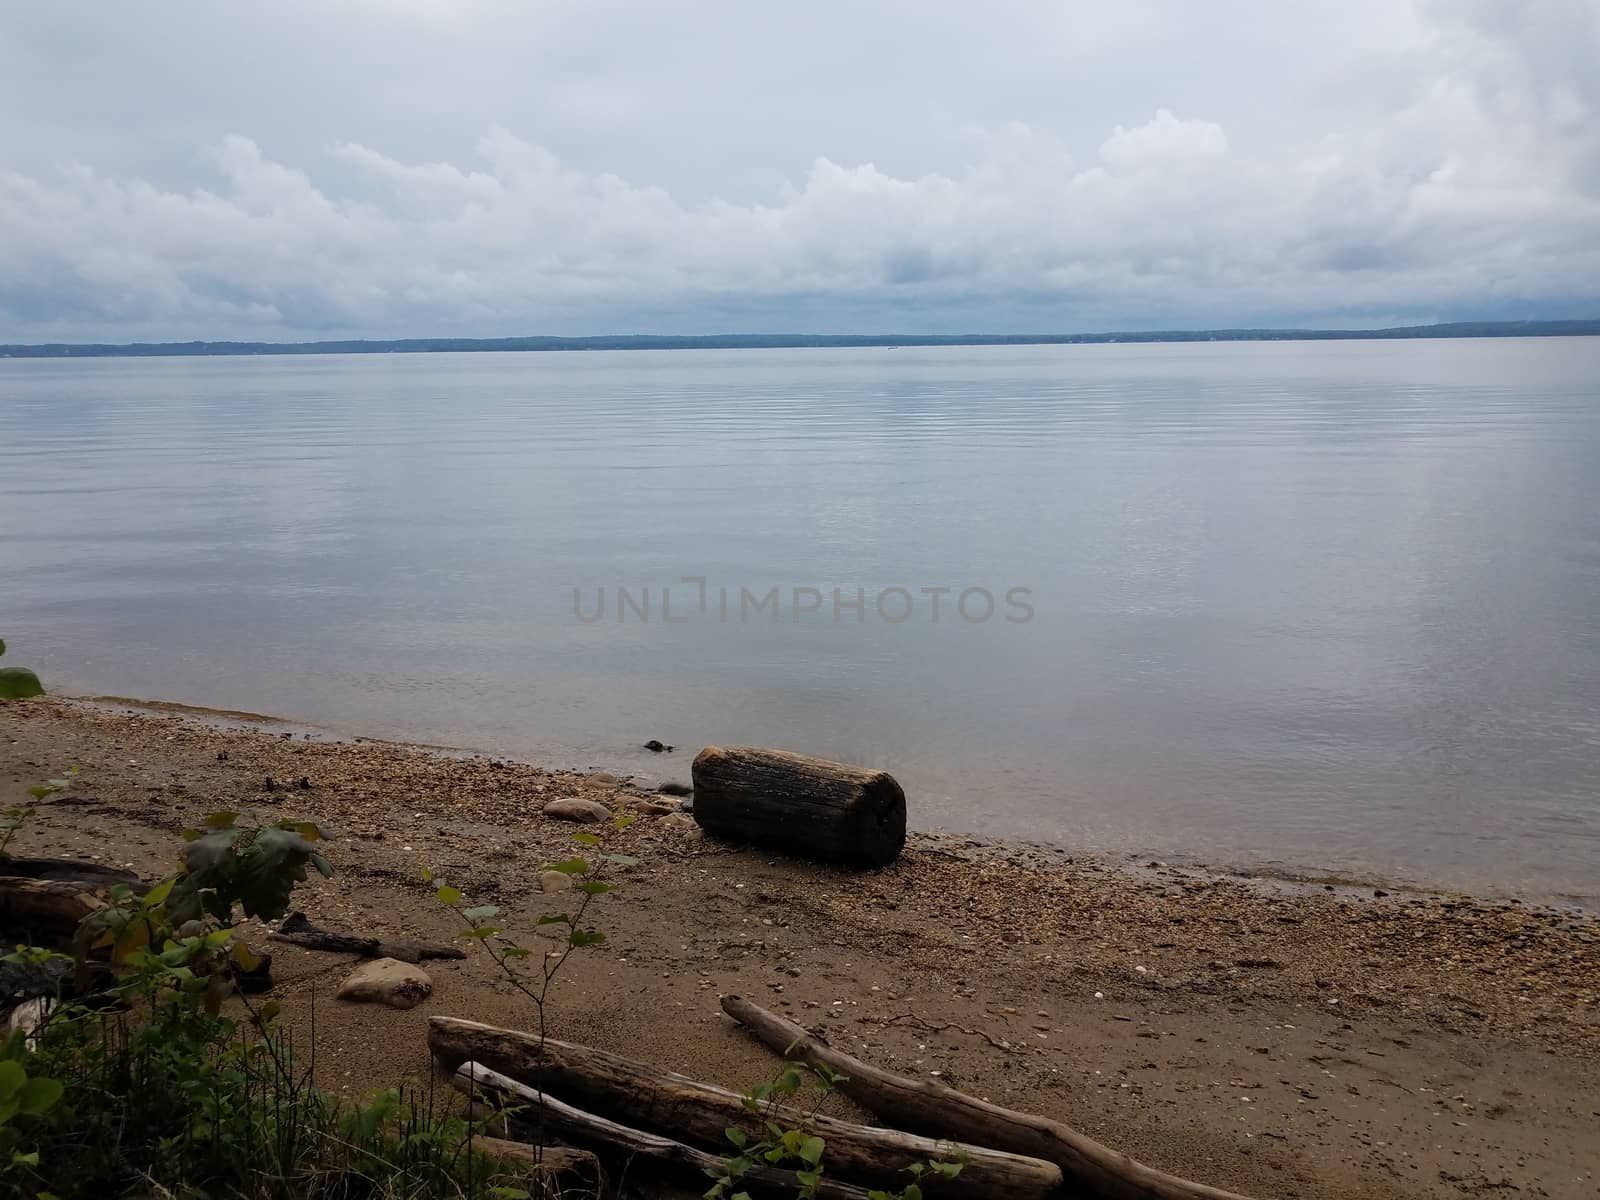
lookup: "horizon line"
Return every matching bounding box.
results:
[3,317,1599,358]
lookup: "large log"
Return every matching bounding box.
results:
[721,994,1256,1200]
[455,1062,871,1200]
[269,911,466,962]
[429,1016,1060,1199]
[691,745,906,867]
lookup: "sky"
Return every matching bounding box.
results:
[2,0,1598,342]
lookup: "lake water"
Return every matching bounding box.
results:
[2,340,1598,899]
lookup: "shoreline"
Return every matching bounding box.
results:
[5,694,1599,1198]
[61,689,1600,913]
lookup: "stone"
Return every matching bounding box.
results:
[543,798,611,824]
[539,870,574,893]
[336,958,432,1010]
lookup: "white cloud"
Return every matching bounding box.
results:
[0,0,1596,340]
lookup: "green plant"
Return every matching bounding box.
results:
[3,808,560,1199]
[0,639,44,701]
[0,1049,63,1175]
[431,815,637,1051]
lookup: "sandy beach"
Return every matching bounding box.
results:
[3,695,1597,1199]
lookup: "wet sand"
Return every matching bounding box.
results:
[3,696,1598,1199]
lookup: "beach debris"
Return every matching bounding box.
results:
[429,1017,1062,1200]
[542,797,612,824]
[336,957,433,1009]
[691,745,906,867]
[269,910,466,963]
[721,993,1257,1200]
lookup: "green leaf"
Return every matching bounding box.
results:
[800,1135,825,1166]
[203,811,240,829]
[0,1060,24,1101]
[575,880,614,895]
[12,1150,39,1168]
[548,857,589,875]
[725,1126,747,1149]
[614,814,638,831]
[435,885,463,906]
[0,668,44,700]
[571,832,602,847]
[420,865,434,882]
[607,853,640,867]
[567,929,607,948]
[536,913,571,926]
[142,876,177,907]
[463,905,500,921]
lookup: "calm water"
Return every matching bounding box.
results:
[2,340,1598,898]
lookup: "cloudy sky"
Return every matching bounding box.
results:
[2,0,1597,341]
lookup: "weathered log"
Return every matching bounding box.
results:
[454,1062,872,1200]
[269,911,466,962]
[0,858,146,891]
[469,1134,607,1194]
[721,994,1256,1200]
[691,745,906,867]
[0,875,104,935]
[429,1016,1060,1199]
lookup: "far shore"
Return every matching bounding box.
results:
[4,694,1598,1199]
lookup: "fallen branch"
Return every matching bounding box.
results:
[269,911,466,962]
[454,1061,872,1200]
[882,1011,1015,1052]
[721,993,1256,1200]
[428,1015,1061,1199]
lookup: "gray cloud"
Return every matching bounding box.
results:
[1,0,1596,340]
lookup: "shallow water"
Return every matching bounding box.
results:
[2,339,1597,897]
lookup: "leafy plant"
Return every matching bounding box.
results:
[0,639,44,701]
[432,814,637,1054]
[708,1045,965,1200]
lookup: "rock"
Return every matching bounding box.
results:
[539,870,575,893]
[639,800,680,817]
[590,772,621,785]
[658,780,692,797]
[643,739,673,753]
[543,798,612,824]
[336,958,433,1010]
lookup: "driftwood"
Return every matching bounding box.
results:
[721,994,1256,1200]
[269,911,466,962]
[0,875,104,934]
[691,745,906,867]
[429,1016,1060,1199]
[0,858,145,891]
[470,1134,606,1194]
[454,1062,872,1200]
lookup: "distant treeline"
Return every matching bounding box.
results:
[3,319,1598,359]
